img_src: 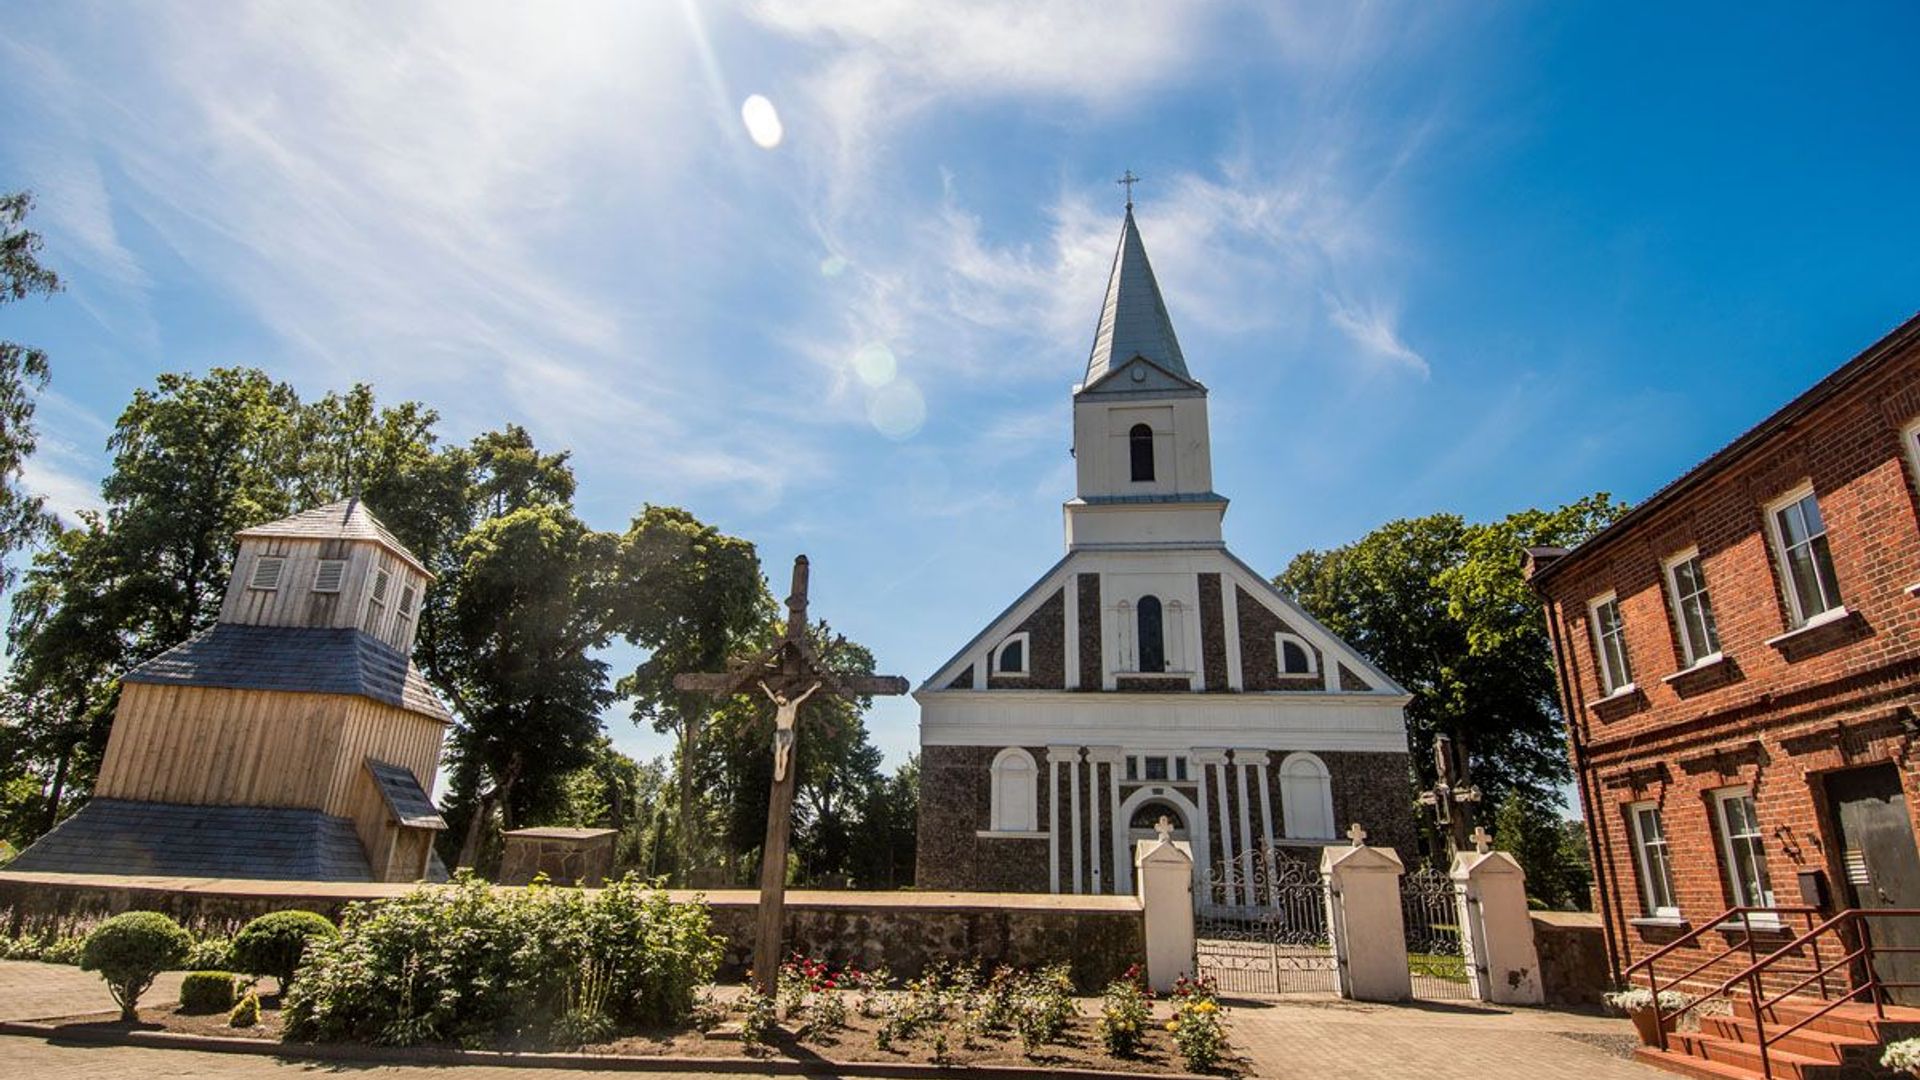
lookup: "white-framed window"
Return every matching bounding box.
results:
[992,632,1030,677]
[248,555,287,591]
[1714,788,1776,909]
[1589,593,1633,694]
[1766,484,1843,627]
[1903,417,1920,495]
[312,559,347,594]
[989,747,1039,832]
[1125,754,1189,783]
[1275,632,1317,676]
[1663,549,1722,666]
[1628,802,1680,917]
[363,566,392,634]
[1279,752,1335,840]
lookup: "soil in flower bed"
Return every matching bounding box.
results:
[42,994,1240,1075]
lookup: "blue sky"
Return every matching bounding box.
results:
[3,3,1918,771]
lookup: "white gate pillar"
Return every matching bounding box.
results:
[1321,837,1411,1002]
[1135,830,1195,994]
[1451,848,1543,1005]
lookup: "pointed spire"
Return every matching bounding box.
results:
[1083,206,1189,388]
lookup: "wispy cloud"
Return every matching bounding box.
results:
[1325,295,1430,376]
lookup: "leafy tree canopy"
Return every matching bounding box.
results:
[1275,493,1625,808]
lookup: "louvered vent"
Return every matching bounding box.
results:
[397,584,417,617]
[249,556,286,590]
[370,567,392,602]
[312,560,347,593]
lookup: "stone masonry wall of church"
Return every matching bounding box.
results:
[1319,750,1417,859]
[1235,585,1326,691]
[987,588,1065,690]
[916,744,1052,892]
[1076,574,1101,688]
[1197,573,1229,691]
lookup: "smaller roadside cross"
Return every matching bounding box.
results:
[1346,822,1369,847]
[1154,815,1175,843]
[1470,825,1494,855]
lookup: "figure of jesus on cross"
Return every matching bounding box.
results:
[673,556,908,993]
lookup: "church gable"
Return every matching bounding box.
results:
[1222,555,1404,696]
[1077,355,1204,398]
[987,587,1065,689]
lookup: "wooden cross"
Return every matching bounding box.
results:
[672,555,908,993]
[1470,825,1494,855]
[1415,732,1483,854]
[1346,822,1369,847]
[1117,169,1141,209]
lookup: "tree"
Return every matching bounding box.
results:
[608,506,769,884]
[848,755,919,889]
[554,738,671,875]
[1491,791,1594,911]
[0,191,62,589]
[1275,494,1625,813]
[440,504,616,866]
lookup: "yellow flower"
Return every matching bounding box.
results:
[1198,1000,1217,1013]
[1166,1020,1180,1031]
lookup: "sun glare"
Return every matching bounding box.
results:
[741,94,783,149]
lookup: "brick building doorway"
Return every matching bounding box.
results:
[1824,763,1920,1005]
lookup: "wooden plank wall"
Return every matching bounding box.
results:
[94,685,447,816]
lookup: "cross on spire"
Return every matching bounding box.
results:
[1117,169,1141,209]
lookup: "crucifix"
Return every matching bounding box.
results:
[1117,169,1141,209]
[672,555,908,993]
[1416,733,1483,854]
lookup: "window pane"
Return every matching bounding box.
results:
[1137,595,1165,672]
[1787,544,1830,619]
[999,640,1024,673]
[1126,757,1138,781]
[1175,757,1188,781]
[1145,757,1169,781]
[1809,535,1842,612]
[1635,807,1677,913]
[1776,500,1810,547]
[1797,493,1826,536]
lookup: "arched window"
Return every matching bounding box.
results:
[1129,800,1185,831]
[1276,632,1316,676]
[993,632,1029,676]
[1129,423,1155,482]
[1279,752,1335,840]
[1136,595,1165,673]
[990,748,1039,832]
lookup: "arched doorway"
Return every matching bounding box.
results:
[1115,785,1208,895]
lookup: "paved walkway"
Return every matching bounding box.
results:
[0,962,1658,1079]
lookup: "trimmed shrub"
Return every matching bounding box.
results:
[80,911,192,1021]
[233,911,337,991]
[185,935,235,971]
[230,989,261,1028]
[284,873,722,1047]
[181,971,240,1013]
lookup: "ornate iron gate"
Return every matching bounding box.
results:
[1194,847,1336,996]
[1401,864,1472,999]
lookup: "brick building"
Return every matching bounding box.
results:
[914,205,1415,896]
[1527,313,1920,984]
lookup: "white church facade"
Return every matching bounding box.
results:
[914,206,1415,895]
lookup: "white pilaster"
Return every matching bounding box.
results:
[1064,576,1080,691]
[1086,755,1103,893]
[1046,746,1073,894]
[1069,747,1084,894]
[1246,751,1275,904]
[1234,755,1256,907]
[1192,748,1229,904]
[1090,746,1126,895]
[1222,579,1243,691]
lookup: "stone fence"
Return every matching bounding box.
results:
[1529,910,1609,1008]
[0,871,1145,992]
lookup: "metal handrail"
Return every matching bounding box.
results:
[1643,906,1920,1079]
[1628,905,1822,1049]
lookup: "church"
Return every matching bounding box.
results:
[914,204,1416,896]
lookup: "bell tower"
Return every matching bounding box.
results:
[1065,206,1225,550]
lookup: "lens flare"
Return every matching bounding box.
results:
[852,342,897,387]
[867,380,926,440]
[741,94,783,149]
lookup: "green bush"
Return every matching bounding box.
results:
[230,989,261,1028]
[284,874,722,1047]
[80,911,192,1021]
[185,934,235,971]
[233,911,337,991]
[180,971,240,1013]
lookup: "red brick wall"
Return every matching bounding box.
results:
[1537,332,1920,987]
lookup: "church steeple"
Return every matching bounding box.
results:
[1082,206,1191,390]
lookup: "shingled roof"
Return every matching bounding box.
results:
[1082,207,1195,390]
[365,759,447,829]
[236,498,428,576]
[123,623,453,723]
[7,799,374,880]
